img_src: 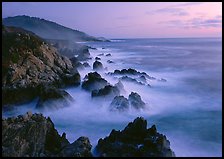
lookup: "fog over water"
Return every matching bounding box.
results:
[3,38,222,157]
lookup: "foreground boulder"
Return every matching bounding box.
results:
[93,61,103,70]
[95,117,175,157]
[36,86,74,110]
[128,92,145,109]
[2,112,92,157]
[82,72,109,91]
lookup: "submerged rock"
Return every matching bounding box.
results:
[109,96,129,112]
[82,72,109,91]
[2,113,92,157]
[93,60,103,70]
[128,92,145,109]
[120,76,145,85]
[96,117,175,157]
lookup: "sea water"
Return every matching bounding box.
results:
[3,38,222,157]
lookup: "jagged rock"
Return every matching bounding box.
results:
[109,96,129,112]
[2,113,93,157]
[70,57,83,68]
[95,57,101,61]
[36,86,74,110]
[106,53,111,56]
[93,61,103,70]
[92,85,120,98]
[60,137,92,157]
[82,72,109,91]
[96,117,175,157]
[128,92,145,109]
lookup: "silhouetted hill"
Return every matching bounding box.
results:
[3,15,107,42]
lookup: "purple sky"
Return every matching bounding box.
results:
[2,2,222,38]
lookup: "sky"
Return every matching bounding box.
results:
[2,2,222,38]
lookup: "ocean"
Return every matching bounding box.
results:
[3,38,222,157]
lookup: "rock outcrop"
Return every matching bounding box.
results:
[82,72,109,91]
[95,117,175,157]
[128,92,145,109]
[2,26,80,106]
[2,112,92,157]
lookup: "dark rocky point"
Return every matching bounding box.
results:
[95,117,175,157]
[91,85,120,98]
[82,72,109,91]
[128,92,145,109]
[109,96,129,112]
[106,53,111,56]
[95,57,101,61]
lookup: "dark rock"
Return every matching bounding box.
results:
[92,85,120,98]
[60,71,81,87]
[109,96,129,112]
[102,47,105,49]
[60,137,92,157]
[36,86,74,110]
[106,53,111,56]
[120,76,145,85]
[82,72,109,91]
[83,62,90,67]
[97,53,104,56]
[93,61,103,70]
[95,117,175,157]
[95,57,101,61]
[128,92,145,109]
[107,60,114,63]
[69,57,84,69]
[2,113,93,157]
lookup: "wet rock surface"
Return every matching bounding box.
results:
[91,85,120,98]
[2,112,92,157]
[109,96,129,112]
[96,117,175,157]
[128,92,145,109]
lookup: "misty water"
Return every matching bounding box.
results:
[3,38,222,157]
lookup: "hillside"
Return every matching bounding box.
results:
[2,25,80,106]
[3,15,105,42]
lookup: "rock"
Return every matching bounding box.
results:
[2,26,80,106]
[97,53,104,56]
[109,96,129,112]
[106,53,111,56]
[82,72,109,91]
[95,117,175,157]
[2,113,93,157]
[59,71,81,87]
[36,86,74,110]
[95,57,101,61]
[102,47,105,49]
[93,61,103,70]
[114,80,125,92]
[120,76,145,85]
[70,57,83,69]
[60,137,92,157]
[107,60,114,63]
[92,85,120,98]
[128,92,145,109]
[83,62,90,67]
[77,48,91,61]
